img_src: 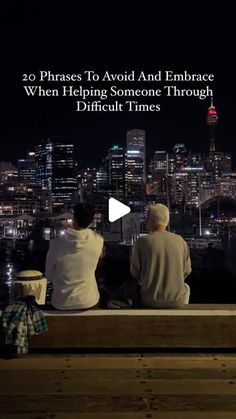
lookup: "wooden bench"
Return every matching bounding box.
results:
[1,304,236,350]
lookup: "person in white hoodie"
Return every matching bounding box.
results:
[46,203,104,310]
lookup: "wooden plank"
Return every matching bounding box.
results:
[2,355,236,370]
[2,412,236,419]
[0,356,146,370]
[1,394,236,414]
[1,367,236,380]
[1,374,236,395]
[2,354,236,417]
[9,315,236,348]
[42,304,236,312]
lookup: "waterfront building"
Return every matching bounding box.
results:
[0,177,41,215]
[18,151,38,187]
[0,162,18,183]
[0,199,40,216]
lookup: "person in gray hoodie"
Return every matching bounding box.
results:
[130,204,191,308]
[46,203,104,310]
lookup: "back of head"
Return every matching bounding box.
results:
[148,203,169,229]
[73,203,95,229]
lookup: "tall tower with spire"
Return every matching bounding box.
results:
[207,96,218,152]
[205,98,231,180]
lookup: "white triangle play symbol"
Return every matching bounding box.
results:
[108,198,131,222]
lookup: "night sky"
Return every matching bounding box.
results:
[1,2,235,166]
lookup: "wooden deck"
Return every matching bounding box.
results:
[1,353,236,418]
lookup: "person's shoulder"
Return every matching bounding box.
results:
[169,232,189,247]
[90,229,104,242]
[167,231,180,238]
[167,231,186,242]
[136,234,152,245]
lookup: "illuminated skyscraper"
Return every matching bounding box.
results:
[205,151,232,180]
[35,137,77,211]
[78,166,97,199]
[148,150,168,201]
[96,165,108,192]
[51,141,77,208]
[107,145,125,198]
[125,129,146,209]
[185,154,204,207]
[126,129,146,181]
[205,99,232,180]
[172,143,188,171]
[18,151,38,187]
[35,140,53,210]
[149,150,167,174]
[169,143,188,207]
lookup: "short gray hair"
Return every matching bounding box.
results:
[148,204,169,227]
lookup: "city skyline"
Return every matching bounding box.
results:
[0,131,235,218]
[2,127,235,171]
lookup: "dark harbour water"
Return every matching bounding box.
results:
[0,241,49,307]
[1,240,236,307]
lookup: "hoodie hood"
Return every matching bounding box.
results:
[61,228,93,252]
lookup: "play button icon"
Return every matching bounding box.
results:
[108,198,131,222]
